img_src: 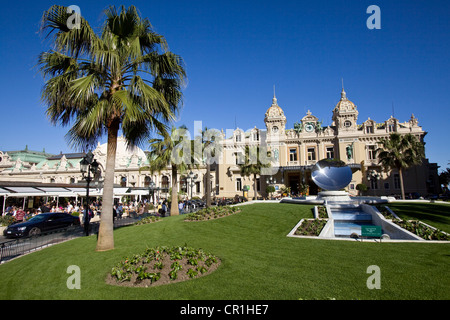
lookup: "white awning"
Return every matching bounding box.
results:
[5,187,45,194]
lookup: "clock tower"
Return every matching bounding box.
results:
[301,110,320,133]
[264,92,286,136]
[332,87,359,132]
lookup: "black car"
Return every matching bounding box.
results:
[3,212,80,238]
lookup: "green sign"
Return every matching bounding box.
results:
[361,225,382,237]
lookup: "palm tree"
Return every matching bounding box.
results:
[238,146,272,200]
[196,127,222,207]
[38,5,186,251]
[141,126,191,216]
[376,133,425,200]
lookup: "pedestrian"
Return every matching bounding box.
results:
[84,207,92,236]
[117,203,123,219]
[178,201,184,214]
[15,210,25,222]
[162,201,167,217]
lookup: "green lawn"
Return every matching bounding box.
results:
[383,202,450,233]
[0,203,449,300]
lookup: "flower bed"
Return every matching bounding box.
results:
[133,215,161,226]
[184,206,240,222]
[107,246,220,287]
[317,206,328,219]
[392,219,449,241]
[294,219,327,237]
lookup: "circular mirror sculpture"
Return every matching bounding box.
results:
[311,159,352,191]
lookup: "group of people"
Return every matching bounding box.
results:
[2,206,33,222]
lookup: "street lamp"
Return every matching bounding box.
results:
[80,151,100,236]
[266,176,277,185]
[367,169,381,196]
[148,181,156,204]
[187,171,198,199]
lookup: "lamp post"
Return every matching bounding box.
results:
[187,171,198,200]
[266,176,277,199]
[80,151,99,236]
[148,181,156,205]
[367,169,381,196]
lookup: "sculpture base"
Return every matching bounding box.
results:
[316,191,352,202]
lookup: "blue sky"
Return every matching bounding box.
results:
[0,0,449,170]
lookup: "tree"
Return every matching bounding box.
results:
[439,168,450,190]
[195,127,222,207]
[238,146,272,200]
[142,126,191,216]
[38,5,186,251]
[376,133,425,200]
[266,185,275,198]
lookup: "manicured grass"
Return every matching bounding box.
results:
[0,203,449,300]
[384,202,450,233]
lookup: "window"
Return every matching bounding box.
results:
[120,177,127,187]
[235,133,241,142]
[195,181,201,193]
[394,174,400,189]
[367,145,377,160]
[289,148,298,161]
[388,123,396,132]
[366,126,374,134]
[236,178,242,191]
[161,176,169,190]
[256,178,260,191]
[144,176,151,187]
[326,147,334,159]
[307,147,316,161]
[180,177,188,193]
[235,152,243,165]
[370,179,378,190]
[253,131,259,141]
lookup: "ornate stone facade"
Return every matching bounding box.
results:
[0,88,440,200]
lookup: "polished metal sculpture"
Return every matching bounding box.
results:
[311,159,352,191]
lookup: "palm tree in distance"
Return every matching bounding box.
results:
[38,5,186,251]
[238,146,272,200]
[376,133,425,200]
[141,126,192,216]
[196,127,222,207]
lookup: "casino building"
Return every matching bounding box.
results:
[215,87,439,198]
[0,87,440,204]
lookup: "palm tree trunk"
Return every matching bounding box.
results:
[254,173,258,200]
[206,163,211,207]
[399,167,406,200]
[96,121,119,251]
[171,164,179,216]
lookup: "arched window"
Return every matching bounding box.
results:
[161,176,169,190]
[120,176,127,187]
[144,176,152,187]
[180,175,188,193]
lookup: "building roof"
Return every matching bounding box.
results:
[333,88,357,112]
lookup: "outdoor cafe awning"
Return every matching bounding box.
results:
[0,186,136,199]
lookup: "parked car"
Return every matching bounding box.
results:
[3,212,80,238]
